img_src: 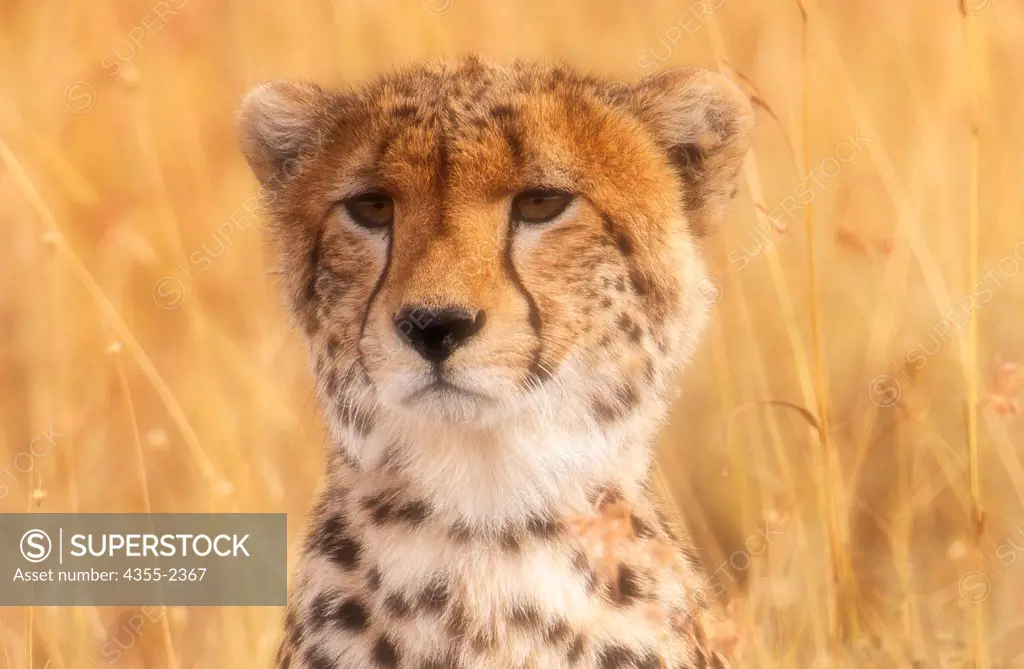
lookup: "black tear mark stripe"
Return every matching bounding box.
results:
[299,222,327,329]
[601,212,634,257]
[502,220,548,386]
[356,225,393,381]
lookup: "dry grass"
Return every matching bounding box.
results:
[1,0,1023,666]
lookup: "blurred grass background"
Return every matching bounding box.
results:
[1,0,1023,666]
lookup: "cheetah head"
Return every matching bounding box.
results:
[238,56,752,445]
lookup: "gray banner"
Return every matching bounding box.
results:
[0,513,286,606]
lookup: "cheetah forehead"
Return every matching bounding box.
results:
[238,54,754,236]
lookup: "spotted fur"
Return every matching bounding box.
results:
[239,54,752,669]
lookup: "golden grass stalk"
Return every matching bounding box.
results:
[960,4,987,667]
[114,349,180,669]
[793,0,852,643]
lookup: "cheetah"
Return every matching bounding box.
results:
[237,54,753,669]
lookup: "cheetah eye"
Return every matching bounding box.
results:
[342,193,394,229]
[511,189,574,224]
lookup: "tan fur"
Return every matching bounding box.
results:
[237,54,752,669]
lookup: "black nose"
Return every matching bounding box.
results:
[394,306,486,364]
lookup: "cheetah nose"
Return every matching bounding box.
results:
[393,306,487,364]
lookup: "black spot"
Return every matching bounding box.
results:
[618,314,644,343]
[376,128,399,161]
[366,566,382,591]
[371,500,394,524]
[593,398,622,424]
[334,598,369,632]
[593,384,638,423]
[361,492,387,510]
[527,515,561,539]
[546,618,572,642]
[567,635,586,664]
[420,574,450,611]
[629,269,651,296]
[303,646,335,669]
[616,384,639,412]
[307,592,333,630]
[326,335,340,357]
[500,527,522,554]
[448,521,472,542]
[490,105,515,119]
[383,592,412,617]
[312,515,361,569]
[394,500,430,524]
[614,565,644,605]
[393,103,418,118]
[372,635,400,667]
[630,514,655,539]
[469,629,498,652]
[509,603,542,627]
[598,644,654,669]
[502,128,523,158]
[616,233,634,255]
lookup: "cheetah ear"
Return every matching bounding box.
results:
[630,68,754,235]
[236,80,331,185]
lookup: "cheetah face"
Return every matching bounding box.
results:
[238,57,752,428]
